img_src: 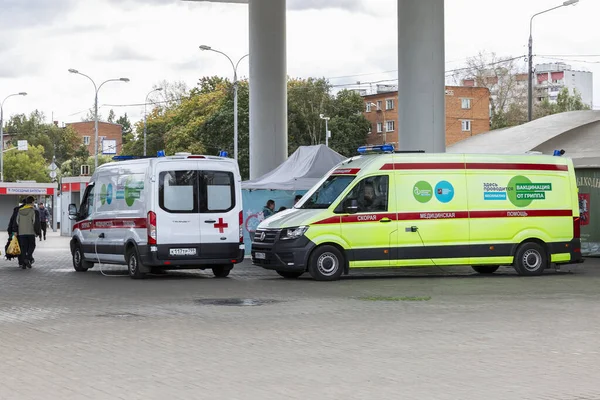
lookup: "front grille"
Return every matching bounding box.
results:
[253,229,279,244]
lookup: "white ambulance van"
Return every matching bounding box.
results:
[68,153,244,279]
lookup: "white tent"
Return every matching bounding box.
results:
[242,144,347,191]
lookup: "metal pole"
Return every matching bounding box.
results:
[325,118,329,147]
[143,100,148,156]
[528,15,534,122]
[94,91,99,168]
[233,77,239,161]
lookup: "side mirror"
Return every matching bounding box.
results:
[68,204,77,216]
[344,199,359,214]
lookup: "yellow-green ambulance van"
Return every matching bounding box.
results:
[251,145,583,281]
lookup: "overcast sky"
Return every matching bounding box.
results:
[1,0,598,127]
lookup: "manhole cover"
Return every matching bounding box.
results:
[195,298,280,307]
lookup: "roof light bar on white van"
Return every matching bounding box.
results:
[357,144,395,154]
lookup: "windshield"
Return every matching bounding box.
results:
[298,175,356,209]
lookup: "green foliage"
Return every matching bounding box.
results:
[535,88,591,119]
[122,76,369,180]
[4,144,51,182]
[107,109,116,123]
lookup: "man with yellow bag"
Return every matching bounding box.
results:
[16,196,39,269]
[6,198,25,266]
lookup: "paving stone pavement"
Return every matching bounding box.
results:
[1,232,599,399]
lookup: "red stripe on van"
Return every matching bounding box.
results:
[332,168,361,175]
[74,218,147,231]
[311,209,572,225]
[380,163,568,171]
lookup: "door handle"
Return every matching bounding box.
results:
[405,226,418,232]
[205,220,216,223]
[380,218,391,223]
[98,233,105,239]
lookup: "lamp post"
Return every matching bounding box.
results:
[68,69,130,167]
[144,87,163,156]
[199,45,249,162]
[319,114,331,147]
[0,92,27,182]
[528,0,579,121]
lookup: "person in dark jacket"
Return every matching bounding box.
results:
[16,196,38,269]
[263,199,275,219]
[6,198,25,264]
[38,202,50,240]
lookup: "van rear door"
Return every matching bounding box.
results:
[198,169,239,260]
[155,166,202,256]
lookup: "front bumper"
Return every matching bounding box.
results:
[251,230,315,272]
[139,242,245,268]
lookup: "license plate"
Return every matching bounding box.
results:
[170,248,197,256]
[254,252,266,260]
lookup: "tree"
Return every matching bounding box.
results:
[4,144,51,182]
[107,109,116,123]
[82,108,102,122]
[327,90,371,157]
[117,113,133,144]
[4,110,79,165]
[454,51,527,129]
[534,88,591,119]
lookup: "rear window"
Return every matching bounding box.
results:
[159,170,235,214]
[159,171,199,213]
[204,171,235,212]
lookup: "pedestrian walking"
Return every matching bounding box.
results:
[6,198,25,265]
[16,196,40,269]
[38,202,50,240]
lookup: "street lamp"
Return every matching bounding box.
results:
[144,87,163,156]
[528,0,579,121]
[0,92,27,182]
[319,114,331,147]
[199,45,249,162]
[68,69,130,167]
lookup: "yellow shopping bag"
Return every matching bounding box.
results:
[7,235,20,256]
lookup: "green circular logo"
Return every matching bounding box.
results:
[100,184,107,205]
[413,181,433,203]
[507,175,532,207]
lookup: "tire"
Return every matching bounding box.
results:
[276,270,304,279]
[72,243,92,272]
[212,264,233,278]
[472,266,500,274]
[513,242,548,276]
[308,245,344,281]
[127,248,146,279]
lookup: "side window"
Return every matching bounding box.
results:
[341,175,389,213]
[202,171,235,213]
[80,184,95,219]
[159,171,199,213]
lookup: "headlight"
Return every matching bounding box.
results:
[280,226,309,240]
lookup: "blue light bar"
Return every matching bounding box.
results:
[357,144,395,154]
[218,150,228,157]
[553,149,565,156]
[112,155,140,161]
[157,150,166,157]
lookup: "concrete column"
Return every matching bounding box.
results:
[249,0,287,179]
[397,0,445,153]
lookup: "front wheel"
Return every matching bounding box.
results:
[212,264,233,278]
[514,242,548,276]
[72,243,92,272]
[127,248,146,279]
[276,270,304,279]
[308,245,344,281]
[472,266,499,274]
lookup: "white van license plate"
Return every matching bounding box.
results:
[170,248,197,256]
[254,252,266,260]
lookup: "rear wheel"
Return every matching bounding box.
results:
[212,264,233,278]
[276,270,304,279]
[308,245,344,281]
[127,248,146,279]
[513,242,548,276]
[73,243,92,272]
[472,266,499,274]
